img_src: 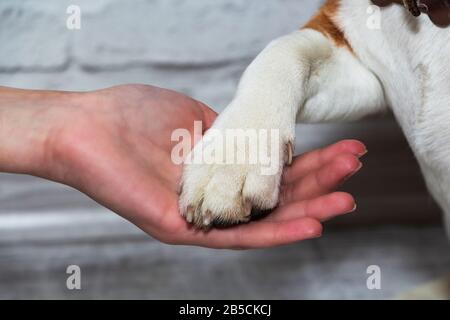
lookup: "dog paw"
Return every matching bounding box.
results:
[179,133,293,228]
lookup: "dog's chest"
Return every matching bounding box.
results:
[337,0,450,160]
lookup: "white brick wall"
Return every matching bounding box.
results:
[0,0,321,104]
[74,0,321,66]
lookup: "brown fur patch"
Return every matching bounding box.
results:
[303,0,352,51]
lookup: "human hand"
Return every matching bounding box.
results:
[0,85,365,249]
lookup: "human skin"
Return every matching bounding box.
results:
[0,84,365,249]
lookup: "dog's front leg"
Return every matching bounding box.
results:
[180,29,385,228]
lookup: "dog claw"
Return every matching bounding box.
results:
[203,210,213,227]
[244,200,252,217]
[286,141,294,166]
[186,206,194,223]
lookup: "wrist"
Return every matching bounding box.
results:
[0,87,83,178]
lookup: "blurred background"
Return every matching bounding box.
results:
[0,0,449,299]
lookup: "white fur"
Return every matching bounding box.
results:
[180,0,450,231]
[336,0,450,233]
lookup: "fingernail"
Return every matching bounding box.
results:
[348,204,357,213]
[311,232,323,239]
[358,149,368,158]
[343,162,363,182]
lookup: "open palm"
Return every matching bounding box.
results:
[53,84,365,249]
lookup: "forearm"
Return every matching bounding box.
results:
[0,87,76,177]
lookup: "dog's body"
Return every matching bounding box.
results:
[180,0,450,231]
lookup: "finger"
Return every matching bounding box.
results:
[283,140,366,185]
[178,217,323,249]
[271,192,356,222]
[280,153,362,204]
[196,101,218,130]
